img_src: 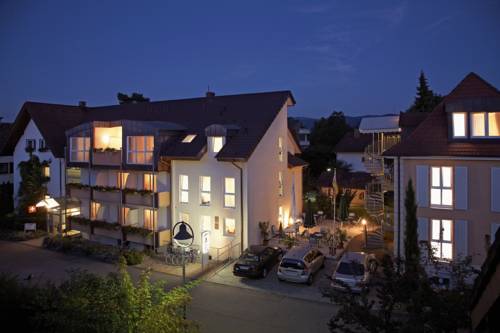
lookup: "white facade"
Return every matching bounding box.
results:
[336,152,367,172]
[12,119,65,206]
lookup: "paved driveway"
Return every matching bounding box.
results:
[206,257,336,303]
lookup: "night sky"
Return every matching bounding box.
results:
[1,0,499,121]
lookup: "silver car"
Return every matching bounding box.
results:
[331,251,378,293]
[277,245,325,285]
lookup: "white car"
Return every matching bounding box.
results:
[331,252,378,293]
[277,245,325,285]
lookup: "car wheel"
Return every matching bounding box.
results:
[262,268,268,278]
[307,274,313,285]
[278,277,285,282]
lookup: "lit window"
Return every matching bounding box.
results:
[90,201,101,220]
[471,112,486,137]
[179,175,189,203]
[212,137,223,153]
[278,171,283,196]
[66,168,81,184]
[431,219,453,260]
[488,112,500,136]
[278,136,284,162]
[224,177,236,208]
[143,209,157,230]
[201,215,211,231]
[118,172,129,189]
[127,136,154,164]
[182,134,197,143]
[200,176,211,206]
[452,113,466,137]
[430,166,453,207]
[179,212,190,223]
[70,137,90,162]
[94,127,122,149]
[143,173,156,192]
[224,218,236,236]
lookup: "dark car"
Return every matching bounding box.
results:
[233,245,283,278]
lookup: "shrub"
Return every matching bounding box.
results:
[121,250,144,266]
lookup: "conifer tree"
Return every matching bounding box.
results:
[407,71,442,113]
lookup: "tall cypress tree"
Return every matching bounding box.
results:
[407,71,443,113]
[404,179,420,273]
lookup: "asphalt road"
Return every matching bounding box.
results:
[0,240,335,333]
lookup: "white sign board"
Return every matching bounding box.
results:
[24,223,37,232]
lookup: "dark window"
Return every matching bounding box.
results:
[336,262,365,276]
[0,163,9,174]
[280,259,304,270]
[26,139,36,150]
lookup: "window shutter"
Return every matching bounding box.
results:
[491,223,500,242]
[416,165,429,207]
[454,220,468,260]
[454,167,468,210]
[417,217,429,241]
[491,168,500,212]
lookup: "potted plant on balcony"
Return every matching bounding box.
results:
[92,219,121,239]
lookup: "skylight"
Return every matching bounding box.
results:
[182,134,197,143]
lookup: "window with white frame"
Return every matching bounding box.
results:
[431,166,453,207]
[143,208,157,230]
[278,171,284,196]
[201,215,211,231]
[70,137,90,162]
[431,219,453,260]
[143,173,156,192]
[127,136,154,164]
[26,139,36,150]
[452,112,467,138]
[224,177,236,208]
[212,137,224,153]
[470,112,500,137]
[224,218,236,236]
[179,175,189,203]
[278,136,284,162]
[200,176,211,206]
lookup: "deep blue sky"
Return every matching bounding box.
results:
[1,0,499,121]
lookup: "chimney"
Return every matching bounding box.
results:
[78,101,87,108]
[206,91,215,98]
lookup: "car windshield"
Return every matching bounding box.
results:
[280,259,304,269]
[336,261,365,276]
[242,252,260,262]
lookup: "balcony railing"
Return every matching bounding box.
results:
[93,149,121,166]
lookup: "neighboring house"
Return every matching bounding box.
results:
[4,91,305,254]
[334,130,372,172]
[0,120,13,184]
[297,127,310,149]
[288,117,311,150]
[318,169,372,207]
[384,72,500,268]
[470,228,500,332]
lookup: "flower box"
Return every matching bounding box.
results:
[93,150,121,166]
[125,192,154,206]
[93,223,122,239]
[93,189,121,202]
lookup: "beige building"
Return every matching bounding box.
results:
[385,73,500,268]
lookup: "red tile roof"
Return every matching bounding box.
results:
[384,73,500,158]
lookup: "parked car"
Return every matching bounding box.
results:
[233,245,283,278]
[277,245,325,285]
[330,251,378,293]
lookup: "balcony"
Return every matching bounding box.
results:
[123,226,171,246]
[93,149,121,166]
[69,186,91,200]
[92,221,122,239]
[124,192,155,206]
[70,217,91,234]
[93,188,121,202]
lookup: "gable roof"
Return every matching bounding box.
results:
[359,115,400,133]
[0,122,13,154]
[334,131,372,153]
[384,72,500,158]
[2,91,295,160]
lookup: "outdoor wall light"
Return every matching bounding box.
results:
[361,219,367,226]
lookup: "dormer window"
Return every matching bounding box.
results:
[471,112,486,137]
[472,112,500,137]
[212,137,224,153]
[452,112,466,138]
[182,134,197,143]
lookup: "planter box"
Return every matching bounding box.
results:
[93,150,121,166]
[71,220,91,234]
[70,187,91,200]
[125,192,154,206]
[93,189,121,202]
[93,225,122,239]
[126,232,154,246]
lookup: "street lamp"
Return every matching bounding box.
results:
[173,221,194,320]
[361,219,368,248]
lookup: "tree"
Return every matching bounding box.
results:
[0,182,13,216]
[406,71,443,113]
[404,179,419,274]
[301,111,350,177]
[117,92,150,104]
[17,155,48,215]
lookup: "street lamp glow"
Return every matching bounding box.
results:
[361,219,367,226]
[326,167,332,172]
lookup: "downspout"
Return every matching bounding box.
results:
[397,156,401,268]
[231,161,244,254]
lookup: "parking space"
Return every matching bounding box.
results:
[205,257,337,303]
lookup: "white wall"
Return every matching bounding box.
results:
[337,152,366,172]
[13,119,65,206]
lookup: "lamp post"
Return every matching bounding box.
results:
[361,219,368,248]
[173,221,194,320]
